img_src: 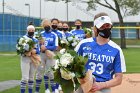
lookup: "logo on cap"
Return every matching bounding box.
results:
[101,17,105,20]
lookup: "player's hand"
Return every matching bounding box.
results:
[39,39,45,45]
[31,49,36,54]
[24,51,31,57]
[57,46,62,51]
[90,82,106,92]
[41,45,46,52]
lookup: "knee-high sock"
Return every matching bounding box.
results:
[28,81,34,93]
[50,79,56,92]
[35,79,42,92]
[56,83,59,89]
[44,75,49,89]
[20,81,27,93]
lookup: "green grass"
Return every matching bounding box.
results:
[112,39,140,45]
[123,48,140,73]
[0,48,140,93]
[0,55,20,81]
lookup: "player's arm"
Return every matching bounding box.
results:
[31,39,40,54]
[91,49,126,92]
[34,40,40,54]
[92,73,123,92]
[74,40,84,56]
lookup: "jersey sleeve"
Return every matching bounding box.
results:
[34,39,40,54]
[114,50,126,73]
[62,31,66,39]
[74,40,84,56]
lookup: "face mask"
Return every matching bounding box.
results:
[76,25,81,29]
[44,26,51,32]
[28,32,34,37]
[58,28,63,31]
[52,25,57,29]
[97,28,111,38]
[63,28,68,32]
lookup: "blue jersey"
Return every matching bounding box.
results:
[70,29,85,40]
[75,38,126,82]
[23,35,40,54]
[64,31,73,38]
[52,29,65,39]
[41,31,58,51]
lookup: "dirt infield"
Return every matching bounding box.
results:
[112,74,140,93]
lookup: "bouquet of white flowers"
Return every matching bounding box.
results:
[67,36,80,49]
[34,31,45,45]
[16,36,41,66]
[58,36,80,50]
[53,49,91,93]
[16,36,35,55]
[58,37,69,50]
[83,28,93,38]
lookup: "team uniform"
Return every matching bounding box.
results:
[51,29,66,91]
[75,37,126,93]
[52,29,65,39]
[64,31,73,38]
[20,35,40,93]
[35,30,58,93]
[70,29,85,40]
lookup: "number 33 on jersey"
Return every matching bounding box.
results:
[75,38,126,82]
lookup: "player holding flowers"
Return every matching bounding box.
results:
[16,25,40,93]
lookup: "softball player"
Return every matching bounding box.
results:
[50,18,65,91]
[62,22,73,38]
[20,25,40,93]
[51,18,65,39]
[74,12,126,93]
[70,19,86,40]
[35,19,58,93]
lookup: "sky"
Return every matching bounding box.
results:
[0,0,140,22]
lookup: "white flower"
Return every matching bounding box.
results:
[60,53,73,67]
[18,38,24,45]
[72,42,78,47]
[59,48,66,54]
[75,36,79,40]
[60,40,65,44]
[23,44,29,51]
[67,36,73,42]
[87,28,92,32]
[60,38,69,45]
[23,36,32,42]
[54,60,59,70]
[25,39,29,43]
[60,69,75,80]
[16,44,20,50]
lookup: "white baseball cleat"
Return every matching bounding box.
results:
[34,92,39,93]
[55,89,59,93]
[45,89,51,93]
[58,85,62,90]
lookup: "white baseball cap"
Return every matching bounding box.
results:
[27,25,35,31]
[94,16,112,29]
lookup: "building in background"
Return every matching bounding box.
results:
[0,0,140,51]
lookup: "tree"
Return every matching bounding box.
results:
[85,0,140,48]
[45,0,140,48]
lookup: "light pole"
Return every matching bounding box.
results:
[40,0,41,19]
[2,0,5,48]
[25,3,30,18]
[66,0,68,22]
